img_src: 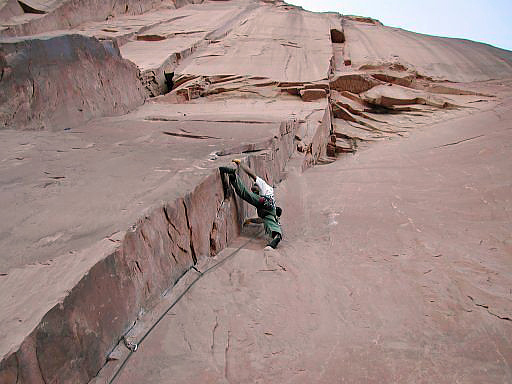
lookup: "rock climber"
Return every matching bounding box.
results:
[219,159,282,249]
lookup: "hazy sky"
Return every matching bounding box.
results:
[287,0,512,51]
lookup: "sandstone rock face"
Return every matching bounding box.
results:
[1,0,186,37]
[0,0,23,20]
[110,100,512,384]
[0,1,512,383]
[0,34,145,130]
[344,18,512,82]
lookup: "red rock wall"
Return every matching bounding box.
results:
[0,34,146,130]
[0,118,306,383]
[1,0,180,37]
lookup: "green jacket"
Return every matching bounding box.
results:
[230,175,282,236]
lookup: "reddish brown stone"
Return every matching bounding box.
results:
[300,88,327,102]
[329,73,380,94]
[1,1,511,383]
[0,34,145,130]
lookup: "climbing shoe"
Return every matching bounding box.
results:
[268,234,281,249]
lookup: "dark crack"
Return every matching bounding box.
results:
[210,224,218,256]
[182,200,197,264]
[163,206,180,234]
[211,316,219,353]
[135,261,142,274]
[146,117,274,124]
[224,330,231,381]
[433,135,484,149]
[162,131,221,140]
[487,310,512,322]
[468,296,512,322]
[177,243,189,254]
[15,353,20,384]
[170,250,178,264]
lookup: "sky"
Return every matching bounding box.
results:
[286,0,512,51]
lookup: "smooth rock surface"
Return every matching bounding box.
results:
[173,2,336,82]
[344,19,512,82]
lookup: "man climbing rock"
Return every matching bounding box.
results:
[219,160,282,249]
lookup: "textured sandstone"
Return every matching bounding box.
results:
[0,0,176,37]
[112,101,512,384]
[0,34,145,130]
[344,18,512,82]
[0,0,23,20]
[0,115,307,382]
[0,0,512,383]
[299,88,327,101]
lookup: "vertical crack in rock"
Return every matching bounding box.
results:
[30,79,35,100]
[224,330,231,381]
[135,260,143,274]
[15,353,20,384]
[169,250,178,264]
[182,200,197,264]
[211,316,219,353]
[210,221,218,256]
[328,55,336,76]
